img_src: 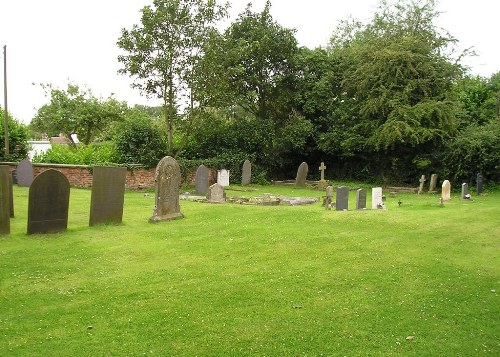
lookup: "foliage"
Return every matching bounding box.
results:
[0,109,30,161]
[31,142,119,166]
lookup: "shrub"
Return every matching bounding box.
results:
[32,142,119,166]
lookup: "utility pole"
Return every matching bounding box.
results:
[3,45,9,157]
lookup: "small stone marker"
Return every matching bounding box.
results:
[441,180,451,201]
[336,186,349,211]
[418,175,426,194]
[16,159,34,187]
[217,169,230,187]
[372,187,383,209]
[149,156,184,222]
[89,166,126,226]
[428,174,438,193]
[0,166,11,235]
[195,164,209,195]
[207,183,225,203]
[476,173,483,195]
[241,160,251,186]
[356,188,366,210]
[27,169,70,234]
[295,162,308,186]
[318,162,328,189]
[461,183,469,200]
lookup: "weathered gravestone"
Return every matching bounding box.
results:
[241,160,252,186]
[17,160,34,187]
[0,166,10,235]
[429,174,438,193]
[89,166,126,226]
[207,183,226,203]
[372,187,383,209]
[9,175,14,218]
[476,173,483,195]
[27,169,70,234]
[149,156,184,222]
[441,180,451,201]
[217,169,230,187]
[418,175,426,194]
[195,164,209,195]
[324,185,333,207]
[295,162,308,186]
[461,183,469,199]
[336,186,349,211]
[356,188,367,210]
[318,162,328,189]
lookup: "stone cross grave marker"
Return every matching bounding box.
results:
[217,169,230,187]
[241,160,252,186]
[207,183,225,203]
[16,159,34,187]
[336,186,349,211]
[89,166,126,226]
[418,175,426,194]
[372,187,383,209]
[461,183,469,199]
[149,156,184,222]
[476,173,483,195]
[195,164,209,194]
[27,169,70,234]
[318,162,328,189]
[429,174,438,193]
[356,188,367,210]
[295,162,308,186]
[0,166,11,235]
[441,180,451,201]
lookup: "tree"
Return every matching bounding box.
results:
[117,0,228,156]
[0,109,29,161]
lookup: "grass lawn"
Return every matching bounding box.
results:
[1,184,499,356]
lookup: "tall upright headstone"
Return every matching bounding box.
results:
[27,169,70,234]
[0,166,10,235]
[9,175,14,218]
[418,175,426,194]
[441,180,451,201]
[336,186,349,211]
[89,166,126,226]
[356,188,367,210]
[149,156,184,222]
[325,185,333,207]
[476,173,483,195]
[372,187,383,209]
[195,164,209,194]
[461,183,469,199]
[241,160,252,186]
[429,174,438,193]
[217,169,230,187]
[207,183,225,203]
[16,160,34,187]
[295,162,308,186]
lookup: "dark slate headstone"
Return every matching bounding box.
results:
[356,188,366,210]
[476,173,483,195]
[149,156,184,222]
[11,169,17,184]
[461,183,469,199]
[0,166,11,235]
[17,160,34,187]
[9,175,14,218]
[195,164,209,195]
[241,160,251,186]
[89,166,126,226]
[295,162,308,186]
[336,186,349,211]
[27,169,70,235]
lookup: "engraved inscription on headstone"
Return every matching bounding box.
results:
[372,187,383,209]
[429,174,438,193]
[149,156,184,222]
[27,169,70,234]
[207,183,225,203]
[16,160,34,187]
[0,166,11,235]
[89,166,126,226]
[336,186,349,211]
[217,169,230,187]
[418,175,426,194]
[476,173,483,195]
[195,164,209,195]
[295,162,308,186]
[356,188,367,210]
[461,183,469,199]
[241,160,252,186]
[441,180,451,201]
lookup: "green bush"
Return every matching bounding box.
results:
[0,110,30,161]
[32,142,119,166]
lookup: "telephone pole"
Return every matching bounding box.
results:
[3,45,9,157]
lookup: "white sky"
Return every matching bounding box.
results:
[0,0,498,124]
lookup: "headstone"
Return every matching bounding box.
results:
[89,166,126,226]
[9,175,14,218]
[195,164,209,194]
[207,183,225,203]
[461,183,469,199]
[16,160,34,187]
[241,160,251,186]
[372,187,383,209]
[356,188,366,210]
[441,180,451,201]
[324,185,333,208]
[149,156,184,222]
[318,162,328,189]
[27,169,70,234]
[295,162,308,186]
[418,175,426,194]
[217,169,230,187]
[11,169,17,184]
[476,173,483,195]
[428,174,438,193]
[0,166,10,235]
[336,186,349,211]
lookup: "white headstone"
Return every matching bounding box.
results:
[441,180,451,201]
[217,169,230,187]
[372,187,383,209]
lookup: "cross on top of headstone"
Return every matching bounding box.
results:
[419,175,426,184]
[319,162,326,181]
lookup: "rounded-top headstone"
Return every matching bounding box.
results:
[16,160,34,187]
[241,160,252,186]
[295,162,308,186]
[195,164,209,194]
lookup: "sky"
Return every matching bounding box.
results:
[0,0,499,124]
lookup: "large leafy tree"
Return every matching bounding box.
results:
[117,0,228,156]
[0,109,29,161]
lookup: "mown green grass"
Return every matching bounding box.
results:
[1,185,499,356]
